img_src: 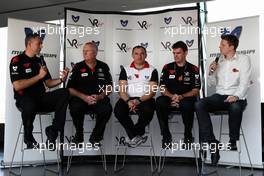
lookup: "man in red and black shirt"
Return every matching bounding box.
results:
[156,41,201,149]
[9,33,69,149]
[67,42,112,145]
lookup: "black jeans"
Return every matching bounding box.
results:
[69,96,112,141]
[195,93,247,143]
[16,88,70,138]
[156,95,196,140]
[114,98,155,139]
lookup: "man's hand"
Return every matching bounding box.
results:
[209,61,218,75]
[60,67,70,82]
[83,95,96,105]
[224,95,239,103]
[38,66,48,79]
[91,94,104,104]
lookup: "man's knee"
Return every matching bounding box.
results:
[229,102,243,113]
[114,99,128,117]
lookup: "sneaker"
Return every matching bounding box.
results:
[45,126,58,151]
[128,135,147,148]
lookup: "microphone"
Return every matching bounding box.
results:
[39,55,45,66]
[210,57,219,73]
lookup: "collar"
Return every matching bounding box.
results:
[130,61,150,69]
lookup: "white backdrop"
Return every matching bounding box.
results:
[205,16,262,167]
[4,18,61,165]
[65,7,200,157]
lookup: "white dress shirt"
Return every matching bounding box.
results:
[208,54,252,100]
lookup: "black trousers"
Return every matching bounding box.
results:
[114,98,155,139]
[195,93,247,143]
[16,88,70,139]
[156,95,196,139]
[69,96,112,141]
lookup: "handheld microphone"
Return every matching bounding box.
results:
[39,55,45,66]
[210,57,219,73]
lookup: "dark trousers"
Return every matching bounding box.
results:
[69,96,112,141]
[114,98,155,139]
[16,88,70,139]
[195,93,247,143]
[156,95,196,139]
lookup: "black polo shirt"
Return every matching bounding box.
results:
[67,60,112,95]
[9,52,51,99]
[160,61,201,95]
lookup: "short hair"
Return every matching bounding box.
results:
[84,42,98,51]
[221,34,239,50]
[25,33,41,47]
[132,45,147,54]
[172,41,188,52]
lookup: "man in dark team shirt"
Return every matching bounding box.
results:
[156,41,201,149]
[9,33,70,149]
[67,42,112,145]
[114,46,158,148]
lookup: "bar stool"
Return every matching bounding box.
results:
[158,110,199,175]
[114,111,157,174]
[66,110,107,175]
[200,110,254,176]
[9,112,60,176]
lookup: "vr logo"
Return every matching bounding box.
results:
[89,18,103,27]
[161,42,172,51]
[115,136,126,145]
[67,39,82,48]
[182,16,193,26]
[137,21,149,29]
[117,43,128,52]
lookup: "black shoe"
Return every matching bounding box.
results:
[45,126,58,151]
[228,140,238,151]
[24,137,39,149]
[72,133,84,145]
[210,140,220,166]
[162,136,172,149]
[181,137,194,150]
[89,137,101,148]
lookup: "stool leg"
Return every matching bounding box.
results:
[9,122,23,175]
[99,145,107,174]
[66,118,75,174]
[241,127,254,175]
[158,148,167,174]
[39,115,47,176]
[149,135,157,173]
[238,139,242,176]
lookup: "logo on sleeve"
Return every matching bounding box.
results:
[12,66,18,71]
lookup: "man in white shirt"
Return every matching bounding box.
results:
[114,46,158,148]
[195,34,252,165]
